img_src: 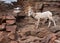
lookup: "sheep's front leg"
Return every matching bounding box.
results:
[48,20,51,27]
[35,19,40,29]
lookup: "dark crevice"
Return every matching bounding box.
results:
[16,16,26,22]
[54,30,60,33]
[2,19,6,23]
[0,28,6,31]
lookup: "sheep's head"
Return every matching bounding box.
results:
[27,6,34,16]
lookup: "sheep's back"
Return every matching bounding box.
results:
[42,11,52,17]
[35,11,52,19]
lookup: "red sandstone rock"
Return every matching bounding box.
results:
[6,25,17,33]
[49,34,57,43]
[2,16,6,20]
[6,15,16,19]
[8,32,15,40]
[0,31,4,42]
[0,23,6,30]
[6,19,16,25]
[10,41,18,43]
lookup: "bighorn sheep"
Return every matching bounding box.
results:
[27,6,56,29]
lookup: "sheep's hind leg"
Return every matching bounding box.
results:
[49,17,56,27]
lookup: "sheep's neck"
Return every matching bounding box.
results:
[31,13,36,18]
[28,8,36,19]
